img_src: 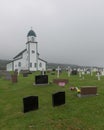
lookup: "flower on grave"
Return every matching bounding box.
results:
[70,87,75,90]
[77,89,81,93]
[75,87,81,93]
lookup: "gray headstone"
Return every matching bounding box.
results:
[5,72,11,80]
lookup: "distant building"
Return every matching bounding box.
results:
[6,29,47,71]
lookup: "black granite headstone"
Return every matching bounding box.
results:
[23,96,38,113]
[35,75,48,85]
[52,91,65,107]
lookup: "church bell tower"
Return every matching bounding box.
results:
[26,29,38,71]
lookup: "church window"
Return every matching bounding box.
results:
[18,62,21,67]
[39,63,42,67]
[32,50,35,53]
[30,63,32,67]
[32,37,34,42]
[34,63,37,68]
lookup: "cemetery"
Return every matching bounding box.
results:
[0,69,104,129]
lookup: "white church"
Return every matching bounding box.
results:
[6,29,47,71]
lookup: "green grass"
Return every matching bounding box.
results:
[0,71,104,130]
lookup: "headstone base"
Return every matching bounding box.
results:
[77,93,98,98]
[33,83,49,86]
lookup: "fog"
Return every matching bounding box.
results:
[0,0,104,67]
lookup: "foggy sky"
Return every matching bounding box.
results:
[0,0,104,67]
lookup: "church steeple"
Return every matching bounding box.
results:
[26,28,38,71]
[27,29,37,42]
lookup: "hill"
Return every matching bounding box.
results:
[47,62,79,69]
[0,59,102,70]
[0,59,9,70]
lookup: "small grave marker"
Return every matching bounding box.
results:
[68,66,71,77]
[11,74,18,83]
[97,72,100,80]
[5,72,11,80]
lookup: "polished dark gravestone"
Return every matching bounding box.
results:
[52,91,65,107]
[35,75,48,85]
[23,96,38,113]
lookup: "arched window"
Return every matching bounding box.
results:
[32,50,35,53]
[18,62,21,67]
[30,63,32,67]
[32,37,34,42]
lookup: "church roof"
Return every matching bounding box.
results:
[27,29,36,37]
[39,58,47,63]
[13,49,27,59]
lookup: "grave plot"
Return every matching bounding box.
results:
[53,79,69,86]
[77,86,98,97]
[23,73,28,77]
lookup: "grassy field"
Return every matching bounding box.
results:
[0,71,104,130]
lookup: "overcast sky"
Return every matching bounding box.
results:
[0,0,104,67]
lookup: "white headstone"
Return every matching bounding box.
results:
[57,66,60,78]
[101,70,104,76]
[97,72,100,80]
[68,66,71,77]
[82,71,85,75]
[79,71,81,78]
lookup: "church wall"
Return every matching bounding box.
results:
[13,51,28,71]
[21,51,28,70]
[29,43,37,71]
[13,59,21,71]
[38,59,46,71]
[6,62,13,71]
